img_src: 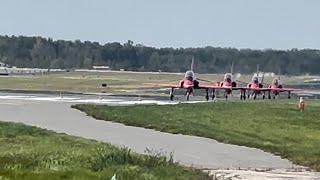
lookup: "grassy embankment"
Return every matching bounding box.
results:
[73,100,320,171]
[0,71,306,94]
[0,121,210,179]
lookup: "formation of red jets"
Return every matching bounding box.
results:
[145,58,300,101]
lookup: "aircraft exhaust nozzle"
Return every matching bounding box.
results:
[231,61,234,74]
[191,56,194,71]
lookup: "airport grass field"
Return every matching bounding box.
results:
[0,71,311,95]
[0,121,210,179]
[73,100,320,171]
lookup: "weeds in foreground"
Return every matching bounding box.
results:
[0,121,210,179]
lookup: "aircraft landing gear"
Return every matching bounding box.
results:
[205,89,209,101]
[240,90,246,100]
[268,92,271,99]
[240,94,246,100]
[170,88,174,101]
[288,92,291,99]
[262,93,265,99]
[186,93,190,101]
[184,89,192,101]
[211,90,215,100]
[170,94,174,101]
[253,93,257,100]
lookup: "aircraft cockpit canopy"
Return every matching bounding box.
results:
[185,70,195,81]
[272,78,280,85]
[224,73,232,82]
[252,76,259,84]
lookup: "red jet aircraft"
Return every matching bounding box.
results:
[240,65,270,100]
[144,57,208,101]
[266,76,299,99]
[205,72,243,100]
[144,58,242,101]
[242,75,273,100]
[241,67,301,100]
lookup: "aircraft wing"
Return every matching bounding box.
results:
[241,87,272,91]
[241,87,302,92]
[144,83,210,89]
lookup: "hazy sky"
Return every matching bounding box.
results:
[0,0,319,49]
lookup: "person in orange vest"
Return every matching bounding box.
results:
[297,97,305,112]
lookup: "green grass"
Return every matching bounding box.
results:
[0,71,308,94]
[73,100,320,171]
[0,121,210,180]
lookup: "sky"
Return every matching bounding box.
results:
[0,0,319,49]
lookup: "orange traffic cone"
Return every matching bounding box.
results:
[297,97,305,112]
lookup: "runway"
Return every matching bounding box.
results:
[0,91,215,105]
[0,91,317,178]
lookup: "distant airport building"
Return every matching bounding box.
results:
[93,65,110,70]
[0,66,66,75]
[0,68,9,76]
[253,72,275,77]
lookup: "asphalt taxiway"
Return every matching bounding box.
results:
[0,92,319,179]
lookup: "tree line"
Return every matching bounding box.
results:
[0,35,319,75]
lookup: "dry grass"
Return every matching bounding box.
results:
[0,71,312,94]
